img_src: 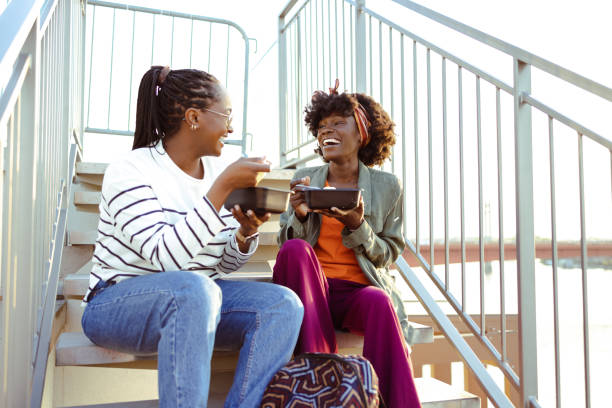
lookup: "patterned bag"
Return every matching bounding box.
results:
[260,353,384,408]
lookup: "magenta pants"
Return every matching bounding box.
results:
[273,239,421,408]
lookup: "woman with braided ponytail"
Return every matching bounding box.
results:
[81,66,303,407]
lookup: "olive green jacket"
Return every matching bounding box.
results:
[277,161,416,345]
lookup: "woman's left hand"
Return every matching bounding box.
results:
[314,195,364,230]
[231,205,271,237]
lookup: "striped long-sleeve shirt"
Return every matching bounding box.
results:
[83,143,257,302]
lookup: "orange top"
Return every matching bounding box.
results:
[314,209,370,286]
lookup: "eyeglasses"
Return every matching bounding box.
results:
[202,107,233,127]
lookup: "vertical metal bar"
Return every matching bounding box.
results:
[378,21,383,103]
[150,14,155,65]
[297,17,302,150]
[513,58,538,406]
[548,116,561,408]
[577,132,591,408]
[401,34,408,238]
[189,19,194,68]
[368,15,372,95]
[80,0,87,146]
[207,22,212,72]
[321,0,326,87]
[355,0,366,92]
[225,25,230,88]
[305,7,309,100]
[342,0,346,84]
[350,4,354,90]
[426,48,433,272]
[328,0,331,84]
[413,41,420,253]
[288,24,293,153]
[107,9,116,128]
[315,0,319,88]
[458,65,466,311]
[442,57,449,289]
[389,27,394,172]
[86,5,96,127]
[334,0,338,80]
[497,87,507,362]
[310,1,314,93]
[170,17,175,67]
[127,11,136,129]
[278,14,288,166]
[476,76,485,336]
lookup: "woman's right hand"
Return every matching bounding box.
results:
[289,176,311,222]
[207,157,270,211]
[219,157,271,189]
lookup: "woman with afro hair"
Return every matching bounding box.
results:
[274,80,421,407]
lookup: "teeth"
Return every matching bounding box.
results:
[323,138,340,146]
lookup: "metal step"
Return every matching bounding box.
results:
[67,229,279,247]
[56,317,432,368]
[75,162,294,188]
[416,377,480,408]
[62,262,276,298]
[58,372,478,408]
[74,191,101,206]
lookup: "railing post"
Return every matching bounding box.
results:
[354,0,366,93]
[278,13,288,167]
[513,57,538,407]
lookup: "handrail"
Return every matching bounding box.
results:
[30,143,77,408]
[85,0,251,155]
[0,0,39,77]
[396,256,514,408]
[390,0,612,103]
[0,53,31,127]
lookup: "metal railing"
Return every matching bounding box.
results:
[84,0,252,155]
[278,0,612,407]
[0,0,84,405]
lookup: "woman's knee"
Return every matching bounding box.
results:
[278,239,313,257]
[263,284,304,326]
[168,271,222,314]
[362,286,394,310]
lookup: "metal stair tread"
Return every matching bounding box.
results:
[76,162,294,181]
[68,229,278,246]
[62,264,276,298]
[415,377,480,407]
[74,191,101,205]
[59,379,478,408]
[59,380,478,408]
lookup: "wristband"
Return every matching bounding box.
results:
[235,229,259,244]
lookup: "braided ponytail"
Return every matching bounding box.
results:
[133,66,222,149]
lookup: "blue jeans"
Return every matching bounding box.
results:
[81,271,303,407]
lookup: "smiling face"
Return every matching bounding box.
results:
[195,91,233,157]
[316,113,361,162]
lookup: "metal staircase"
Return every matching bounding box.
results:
[50,160,478,408]
[1,0,611,407]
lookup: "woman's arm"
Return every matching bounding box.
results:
[278,171,311,245]
[341,179,405,268]
[102,163,229,271]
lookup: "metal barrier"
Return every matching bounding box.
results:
[0,0,84,405]
[84,0,252,155]
[278,0,612,407]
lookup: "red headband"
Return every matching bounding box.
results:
[325,79,371,147]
